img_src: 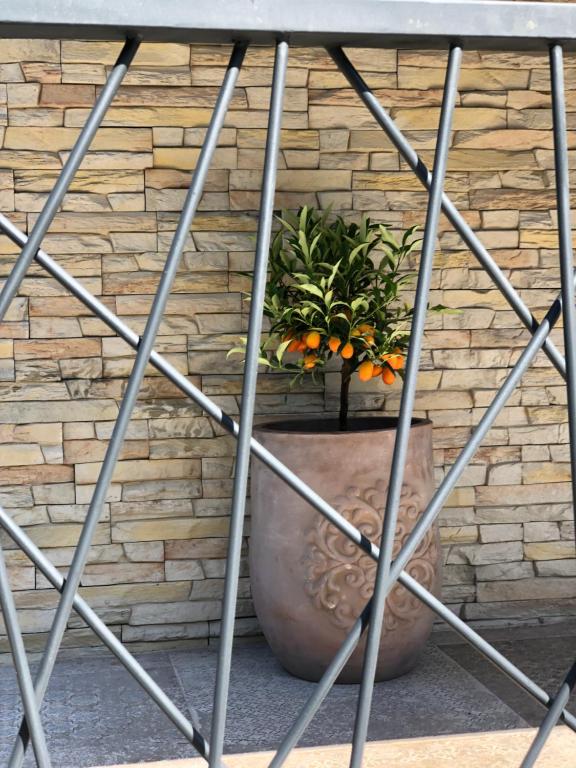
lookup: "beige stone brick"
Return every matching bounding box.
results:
[153,147,237,170]
[0,444,44,466]
[112,517,230,543]
[6,127,152,152]
[524,542,576,561]
[440,526,478,545]
[477,578,576,602]
[61,42,190,67]
[398,67,529,90]
[75,458,200,485]
[479,524,523,544]
[524,522,560,543]
[447,541,523,566]
[7,83,40,107]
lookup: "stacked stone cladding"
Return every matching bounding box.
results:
[0,38,574,652]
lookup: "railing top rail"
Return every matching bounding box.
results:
[0,0,574,50]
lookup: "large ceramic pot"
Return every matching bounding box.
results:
[249,416,440,684]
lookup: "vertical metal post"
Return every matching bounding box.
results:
[8,42,246,768]
[0,541,51,768]
[208,38,288,768]
[520,40,576,768]
[0,505,212,759]
[328,46,566,377]
[0,37,140,324]
[349,44,462,768]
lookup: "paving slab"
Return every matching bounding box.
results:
[0,638,525,767]
[98,727,576,768]
[169,642,525,754]
[439,630,576,726]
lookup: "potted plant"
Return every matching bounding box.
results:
[234,207,442,683]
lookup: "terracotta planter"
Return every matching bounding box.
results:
[249,417,440,684]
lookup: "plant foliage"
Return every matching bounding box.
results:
[230,206,443,429]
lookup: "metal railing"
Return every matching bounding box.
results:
[0,3,575,767]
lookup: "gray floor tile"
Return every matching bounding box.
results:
[169,642,526,755]
[439,631,576,726]
[0,653,199,767]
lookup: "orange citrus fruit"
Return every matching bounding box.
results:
[358,360,374,382]
[340,342,354,359]
[371,364,383,377]
[287,338,301,353]
[303,353,317,369]
[382,367,395,385]
[306,331,321,349]
[328,336,341,353]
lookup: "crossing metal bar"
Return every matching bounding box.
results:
[0,540,51,768]
[349,44,462,768]
[0,211,379,564]
[8,41,246,768]
[209,39,289,768]
[2,208,576,747]
[2,202,576,760]
[520,661,576,768]
[0,14,573,766]
[0,506,214,762]
[270,278,574,764]
[520,39,576,768]
[328,45,568,379]
[7,36,143,768]
[0,36,140,325]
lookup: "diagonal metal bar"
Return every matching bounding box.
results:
[328,45,568,379]
[0,211,379,565]
[3,207,576,739]
[520,660,576,768]
[209,38,289,767]
[8,41,246,768]
[270,278,574,764]
[0,36,140,325]
[0,540,51,768]
[349,44,462,767]
[0,506,214,763]
[2,212,576,756]
[520,39,576,768]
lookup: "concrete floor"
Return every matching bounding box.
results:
[0,625,574,767]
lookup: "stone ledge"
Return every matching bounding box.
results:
[97,727,574,768]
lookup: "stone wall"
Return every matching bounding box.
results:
[0,38,575,652]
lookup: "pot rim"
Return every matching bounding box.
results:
[254,415,432,436]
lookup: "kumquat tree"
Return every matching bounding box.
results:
[231,206,444,431]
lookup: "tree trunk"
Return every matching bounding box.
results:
[339,360,352,431]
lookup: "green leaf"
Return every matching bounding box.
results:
[296,283,324,299]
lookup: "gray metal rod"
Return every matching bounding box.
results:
[270,282,571,765]
[8,42,246,768]
[3,212,576,748]
[3,215,575,760]
[1,219,575,761]
[349,44,462,768]
[520,39,576,768]
[397,571,576,733]
[0,506,212,761]
[209,39,288,768]
[0,36,140,325]
[0,541,51,768]
[328,45,567,378]
[520,661,576,768]
[0,211,379,565]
